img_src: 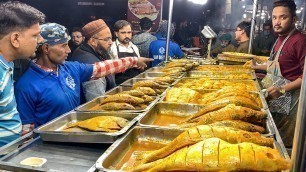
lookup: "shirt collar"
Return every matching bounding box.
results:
[0,54,14,70]
[29,61,61,78]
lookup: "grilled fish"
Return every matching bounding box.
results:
[66,116,128,132]
[153,76,175,84]
[120,90,145,97]
[132,80,165,89]
[132,138,290,172]
[101,94,144,105]
[186,104,267,125]
[210,120,266,134]
[142,95,154,103]
[99,102,135,111]
[137,125,274,164]
[134,87,157,96]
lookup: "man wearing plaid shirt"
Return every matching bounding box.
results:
[14,23,152,135]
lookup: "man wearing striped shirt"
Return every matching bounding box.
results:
[14,23,152,135]
[0,1,45,147]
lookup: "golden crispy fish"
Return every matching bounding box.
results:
[99,102,136,111]
[66,116,128,132]
[101,94,144,105]
[132,138,289,172]
[137,125,273,165]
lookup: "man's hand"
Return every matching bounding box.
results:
[267,86,283,100]
[136,57,153,68]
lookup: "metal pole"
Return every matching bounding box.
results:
[258,0,264,34]
[248,0,259,54]
[291,58,306,171]
[165,0,174,62]
[302,0,306,30]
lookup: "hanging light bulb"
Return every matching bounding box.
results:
[188,0,208,5]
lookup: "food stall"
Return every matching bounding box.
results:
[1,0,304,171]
[0,57,292,171]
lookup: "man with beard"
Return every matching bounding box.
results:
[15,23,152,135]
[110,20,142,85]
[253,0,306,149]
[234,21,251,53]
[70,19,116,101]
[0,1,45,146]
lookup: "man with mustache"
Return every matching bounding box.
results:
[109,20,142,85]
[14,23,152,135]
[253,0,306,149]
[70,19,116,101]
[68,27,85,54]
[0,1,45,146]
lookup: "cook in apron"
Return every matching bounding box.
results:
[261,28,300,147]
[115,43,141,85]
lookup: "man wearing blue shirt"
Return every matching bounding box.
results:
[149,20,185,67]
[14,23,152,135]
[0,1,45,147]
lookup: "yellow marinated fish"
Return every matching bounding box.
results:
[132,138,290,172]
[134,87,157,96]
[99,102,135,111]
[101,94,144,105]
[186,104,266,125]
[209,120,266,133]
[66,116,128,132]
[132,80,165,89]
[137,125,273,164]
[120,90,145,97]
[165,88,201,104]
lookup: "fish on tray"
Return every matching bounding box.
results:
[66,116,128,132]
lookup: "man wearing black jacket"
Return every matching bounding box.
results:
[70,19,116,101]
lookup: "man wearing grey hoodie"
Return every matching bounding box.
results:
[132,17,157,57]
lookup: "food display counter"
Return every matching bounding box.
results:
[0,59,291,171]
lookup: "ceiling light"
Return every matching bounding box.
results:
[188,0,208,5]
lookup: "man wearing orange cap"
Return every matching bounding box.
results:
[70,19,116,101]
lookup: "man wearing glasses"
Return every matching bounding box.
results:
[234,21,251,53]
[68,27,85,54]
[109,20,142,85]
[70,19,116,101]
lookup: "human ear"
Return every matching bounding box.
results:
[10,32,20,48]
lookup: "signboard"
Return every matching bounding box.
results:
[127,0,162,32]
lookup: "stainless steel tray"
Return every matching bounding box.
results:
[0,133,107,172]
[135,72,169,78]
[96,126,287,171]
[160,88,268,110]
[174,78,261,92]
[95,126,184,171]
[34,111,141,143]
[139,102,274,136]
[185,71,256,80]
[75,95,159,113]
[138,102,204,129]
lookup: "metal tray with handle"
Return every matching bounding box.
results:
[95,126,288,171]
[34,111,141,143]
[139,102,275,136]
